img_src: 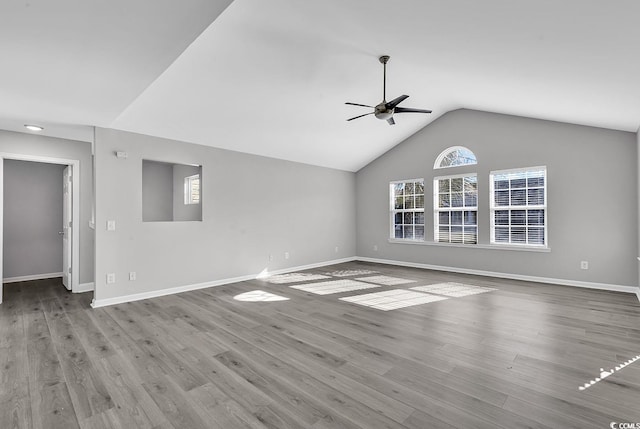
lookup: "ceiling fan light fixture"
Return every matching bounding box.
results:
[24,124,44,132]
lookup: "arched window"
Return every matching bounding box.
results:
[434,146,477,169]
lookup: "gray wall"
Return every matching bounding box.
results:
[173,164,202,222]
[3,160,65,279]
[0,130,94,285]
[142,160,173,222]
[94,128,356,303]
[356,109,638,287]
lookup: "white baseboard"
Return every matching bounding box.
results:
[3,272,63,284]
[91,257,357,308]
[356,257,640,300]
[75,282,94,293]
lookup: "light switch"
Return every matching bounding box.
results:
[107,220,116,231]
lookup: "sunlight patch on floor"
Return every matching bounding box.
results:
[411,282,497,297]
[266,273,331,284]
[324,269,379,277]
[356,275,416,286]
[340,289,448,311]
[234,290,290,302]
[290,280,380,295]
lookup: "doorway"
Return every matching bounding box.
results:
[0,153,80,304]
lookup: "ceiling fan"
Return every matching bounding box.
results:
[346,55,432,125]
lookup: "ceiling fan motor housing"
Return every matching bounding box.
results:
[374,104,393,120]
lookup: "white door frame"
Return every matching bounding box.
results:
[0,153,81,304]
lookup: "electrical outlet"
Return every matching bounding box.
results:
[335,246,339,253]
[106,273,116,284]
[580,261,589,270]
[373,245,378,251]
[129,271,136,281]
[284,252,290,260]
[107,220,116,231]
[268,254,273,262]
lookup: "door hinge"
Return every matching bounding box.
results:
[68,267,72,274]
[68,221,72,227]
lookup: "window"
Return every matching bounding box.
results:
[490,167,546,246]
[434,174,477,244]
[434,146,477,169]
[390,179,425,240]
[184,174,200,205]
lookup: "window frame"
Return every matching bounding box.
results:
[389,178,425,241]
[433,172,478,245]
[434,146,478,169]
[489,166,547,248]
[184,174,201,205]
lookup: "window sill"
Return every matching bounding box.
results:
[388,238,551,252]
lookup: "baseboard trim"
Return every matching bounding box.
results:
[91,257,357,308]
[75,282,94,293]
[3,272,63,284]
[356,256,640,299]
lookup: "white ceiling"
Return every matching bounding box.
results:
[2,0,640,171]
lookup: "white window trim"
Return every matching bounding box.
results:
[389,178,425,241]
[388,238,551,252]
[184,174,200,205]
[433,172,478,245]
[489,166,547,248]
[434,146,477,169]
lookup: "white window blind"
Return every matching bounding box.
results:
[434,174,478,244]
[390,179,425,240]
[490,167,546,246]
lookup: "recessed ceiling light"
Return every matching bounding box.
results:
[24,124,44,132]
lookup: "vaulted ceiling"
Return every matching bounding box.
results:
[2,0,639,171]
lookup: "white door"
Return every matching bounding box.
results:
[62,166,72,290]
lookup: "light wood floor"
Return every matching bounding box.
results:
[1,262,640,428]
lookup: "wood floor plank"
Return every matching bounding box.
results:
[0,382,33,429]
[141,374,214,429]
[43,303,114,420]
[25,310,64,384]
[91,354,171,429]
[28,379,79,429]
[63,309,117,361]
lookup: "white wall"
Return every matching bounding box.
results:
[141,160,173,221]
[356,109,638,288]
[0,130,94,284]
[3,160,65,279]
[94,128,356,304]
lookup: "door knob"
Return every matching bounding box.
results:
[58,231,65,235]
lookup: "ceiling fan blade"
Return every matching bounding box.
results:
[394,107,433,114]
[346,112,374,121]
[386,117,395,125]
[345,102,373,108]
[385,94,409,109]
